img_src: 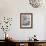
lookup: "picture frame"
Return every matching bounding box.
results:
[20,13,33,29]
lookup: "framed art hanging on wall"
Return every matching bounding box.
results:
[20,13,33,29]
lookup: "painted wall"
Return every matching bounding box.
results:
[0,0,46,40]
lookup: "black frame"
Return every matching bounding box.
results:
[20,13,33,29]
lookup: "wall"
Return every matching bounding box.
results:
[0,0,46,40]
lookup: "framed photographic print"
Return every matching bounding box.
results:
[20,13,33,29]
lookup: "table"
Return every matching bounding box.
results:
[5,39,46,46]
